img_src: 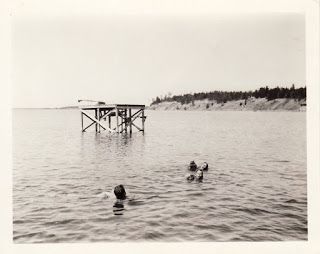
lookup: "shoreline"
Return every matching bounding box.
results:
[148,98,306,112]
[12,98,306,112]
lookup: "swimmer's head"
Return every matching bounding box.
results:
[186,174,195,182]
[200,162,208,171]
[189,161,197,171]
[114,185,126,200]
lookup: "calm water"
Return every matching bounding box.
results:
[13,109,307,242]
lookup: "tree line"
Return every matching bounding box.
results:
[151,85,306,105]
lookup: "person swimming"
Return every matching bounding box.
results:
[186,174,195,182]
[186,168,204,182]
[200,162,209,171]
[188,161,197,171]
[186,161,208,182]
[98,184,127,200]
[113,186,126,215]
[114,184,127,200]
[188,161,208,171]
[186,169,203,182]
[98,185,129,215]
[194,168,203,181]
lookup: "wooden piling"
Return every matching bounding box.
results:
[142,110,145,132]
[124,109,127,133]
[115,107,119,133]
[129,108,132,134]
[120,110,124,133]
[97,108,100,133]
[78,103,145,134]
[81,112,84,132]
[94,109,97,132]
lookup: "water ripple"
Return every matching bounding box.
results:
[13,110,307,242]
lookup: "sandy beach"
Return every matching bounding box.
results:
[148,98,306,112]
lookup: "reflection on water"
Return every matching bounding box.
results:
[113,201,125,216]
[13,109,307,242]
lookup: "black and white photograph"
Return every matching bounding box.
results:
[1,0,319,253]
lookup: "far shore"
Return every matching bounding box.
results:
[13,98,306,112]
[148,98,306,112]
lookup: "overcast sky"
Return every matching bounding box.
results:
[12,13,305,108]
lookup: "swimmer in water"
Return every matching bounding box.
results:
[199,162,208,171]
[99,184,127,200]
[194,168,203,181]
[114,184,126,200]
[186,174,195,182]
[188,160,197,171]
[97,185,128,215]
[112,185,126,215]
[186,168,204,182]
[186,161,207,182]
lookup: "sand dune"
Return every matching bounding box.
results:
[148,98,306,112]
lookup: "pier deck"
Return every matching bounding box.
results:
[79,103,146,133]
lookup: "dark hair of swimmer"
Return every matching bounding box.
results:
[114,185,126,200]
[189,161,197,171]
[201,162,209,171]
[187,174,195,182]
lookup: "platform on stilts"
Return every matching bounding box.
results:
[78,101,146,134]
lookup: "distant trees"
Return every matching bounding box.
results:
[150,85,306,106]
[264,85,306,101]
[155,96,161,103]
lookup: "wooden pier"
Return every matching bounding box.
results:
[79,103,146,133]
